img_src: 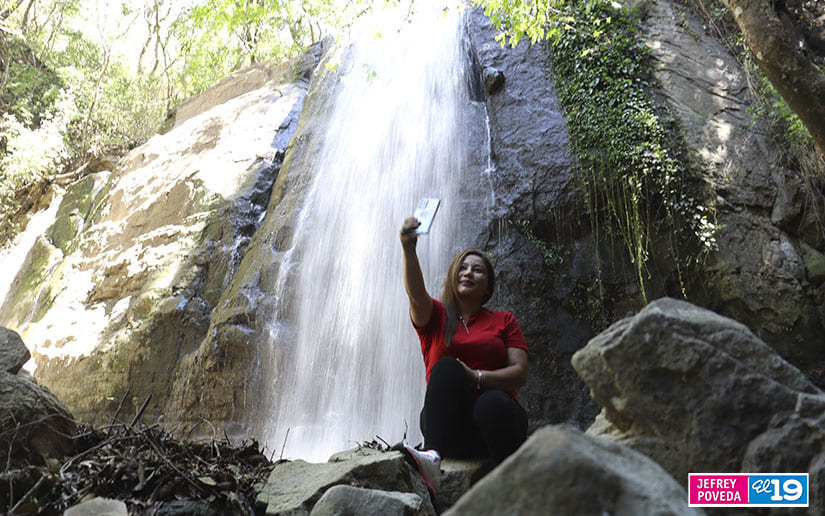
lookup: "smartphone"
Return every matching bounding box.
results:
[413,198,440,234]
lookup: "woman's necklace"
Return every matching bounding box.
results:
[458,313,470,334]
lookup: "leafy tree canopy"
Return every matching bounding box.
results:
[0,0,351,245]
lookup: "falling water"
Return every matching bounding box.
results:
[0,194,63,310]
[257,3,478,461]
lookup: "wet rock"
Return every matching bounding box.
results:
[802,242,825,284]
[165,42,333,433]
[445,425,702,516]
[466,6,599,434]
[47,172,110,254]
[573,297,825,515]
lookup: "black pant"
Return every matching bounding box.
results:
[420,357,528,463]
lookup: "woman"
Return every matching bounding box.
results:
[399,216,528,493]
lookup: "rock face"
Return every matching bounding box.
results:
[642,0,825,363]
[465,6,602,432]
[445,425,702,516]
[0,48,323,425]
[573,298,825,514]
[162,37,341,435]
[0,326,76,466]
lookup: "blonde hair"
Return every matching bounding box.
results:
[440,249,495,347]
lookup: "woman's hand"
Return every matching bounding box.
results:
[456,359,480,389]
[399,216,421,249]
[456,349,528,392]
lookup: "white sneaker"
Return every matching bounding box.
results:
[402,444,442,493]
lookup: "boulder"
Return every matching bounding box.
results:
[0,326,30,373]
[310,485,431,516]
[437,458,491,510]
[573,298,825,513]
[64,497,128,516]
[255,449,434,515]
[327,447,489,512]
[0,369,76,466]
[444,425,702,516]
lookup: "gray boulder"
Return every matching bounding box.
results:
[445,425,702,516]
[0,369,76,466]
[0,326,30,374]
[255,449,434,515]
[1,328,76,467]
[573,298,825,514]
[64,497,128,516]
[437,457,491,510]
[310,485,431,516]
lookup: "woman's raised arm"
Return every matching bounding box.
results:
[400,216,433,327]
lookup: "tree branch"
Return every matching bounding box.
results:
[722,0,825,157]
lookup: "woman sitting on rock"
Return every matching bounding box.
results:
[399,216,528,493]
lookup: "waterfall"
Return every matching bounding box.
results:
[257,3,478,462]
[0,195,63,311]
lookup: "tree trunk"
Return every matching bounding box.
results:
[721,0,825,157]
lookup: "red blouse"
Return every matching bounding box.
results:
[414,298,527,399]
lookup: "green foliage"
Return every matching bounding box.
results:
[517,218,616,332]
[0,0,346,247]
[746,55,816,161]
[61,58,166,156]
[549,0,717,303]
[1,94,74,180]
[475,0,551,46]
[516,219,565,273]
[172,0,338,97]
[568,278,614,332]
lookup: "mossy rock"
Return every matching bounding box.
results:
[0,236,63,327]
[802,243,825,284]
[48,172,110,254]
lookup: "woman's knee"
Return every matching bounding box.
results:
[429,356,464,381]
[473,391,527,432]
[473,391,528,462]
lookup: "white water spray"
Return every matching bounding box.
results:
[0,195,63,309]
[257,3,476,462]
